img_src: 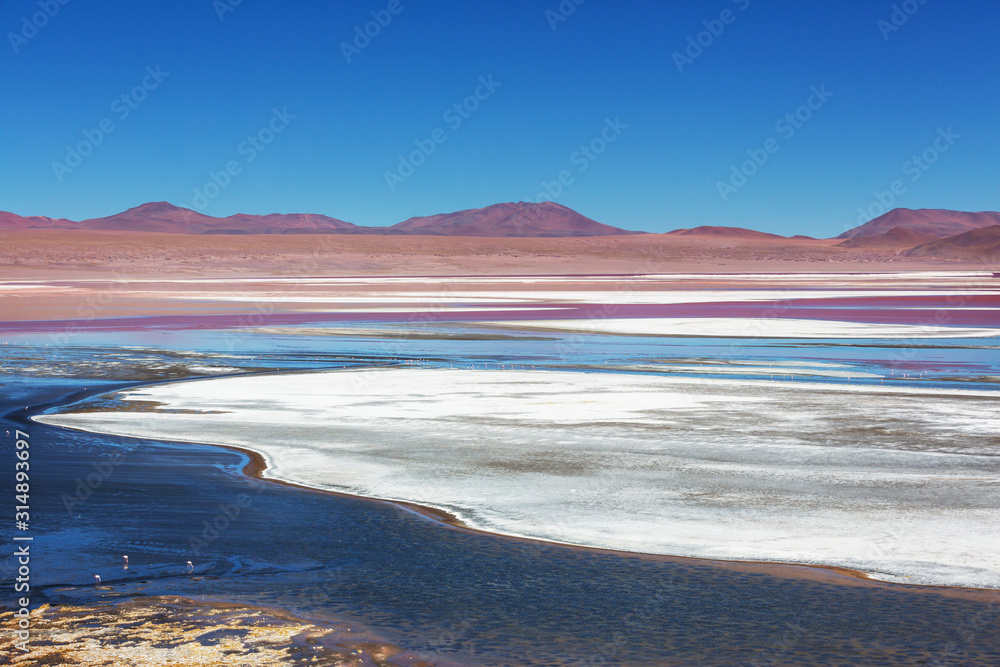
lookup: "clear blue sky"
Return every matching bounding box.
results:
[2,0,997,236]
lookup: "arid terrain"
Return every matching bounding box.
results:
[3,204,997,280]
[2,229,993,281]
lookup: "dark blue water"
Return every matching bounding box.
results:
[2,328,1000,665]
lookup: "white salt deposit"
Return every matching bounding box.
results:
[36,368,1000,588]
[484,317,1000,339]
[162,289,996,306]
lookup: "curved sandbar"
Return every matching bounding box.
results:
[35,367,1000,589]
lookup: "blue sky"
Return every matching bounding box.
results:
[2,0,997,236]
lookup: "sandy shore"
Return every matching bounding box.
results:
[0,597,449,666]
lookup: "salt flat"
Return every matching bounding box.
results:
[36,367,1000,589]
[484,317,1000,338]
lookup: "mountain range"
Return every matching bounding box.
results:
[0,201,637,237]
[833,209,1000,258]
[665,226,785,240]
[836,226,939,249]
[2,204,998,258]
[837,208,1000,239]
[903,225,1000,259]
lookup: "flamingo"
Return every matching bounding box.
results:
[94,575,101,584]
[123,555,129,569]
[186,561,194,573]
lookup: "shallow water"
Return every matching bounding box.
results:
[3,324,1000,664]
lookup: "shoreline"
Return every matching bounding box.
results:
[228,435,1000,601]
[29,370,1000,601]
[0,595,455,667]
[12,346,1000,665]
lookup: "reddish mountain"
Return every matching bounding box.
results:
[212,212,359,234]
[73,202,359,235]
[390,202,638,237]
[76,202,223,233]
[0,211,73,229]
[0,201,638,236]
[836,226,938,249]
[838,208,1000,239]
[666,226,785,240]
[904,226,1000,259]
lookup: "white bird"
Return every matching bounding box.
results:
[186,561,194,573]
[94,575,101,584]
[123,555,129,569]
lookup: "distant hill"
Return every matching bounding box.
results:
[836,226,938,249]
[839,208,1000,239]
[75,202,359,235]
[0,201,640,237]
[666,226,785,240]
[221,212,361,234]
[390,202,638,237]
[77,202,225,233]
[904,225,1000,259]
[0,211,73,230]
